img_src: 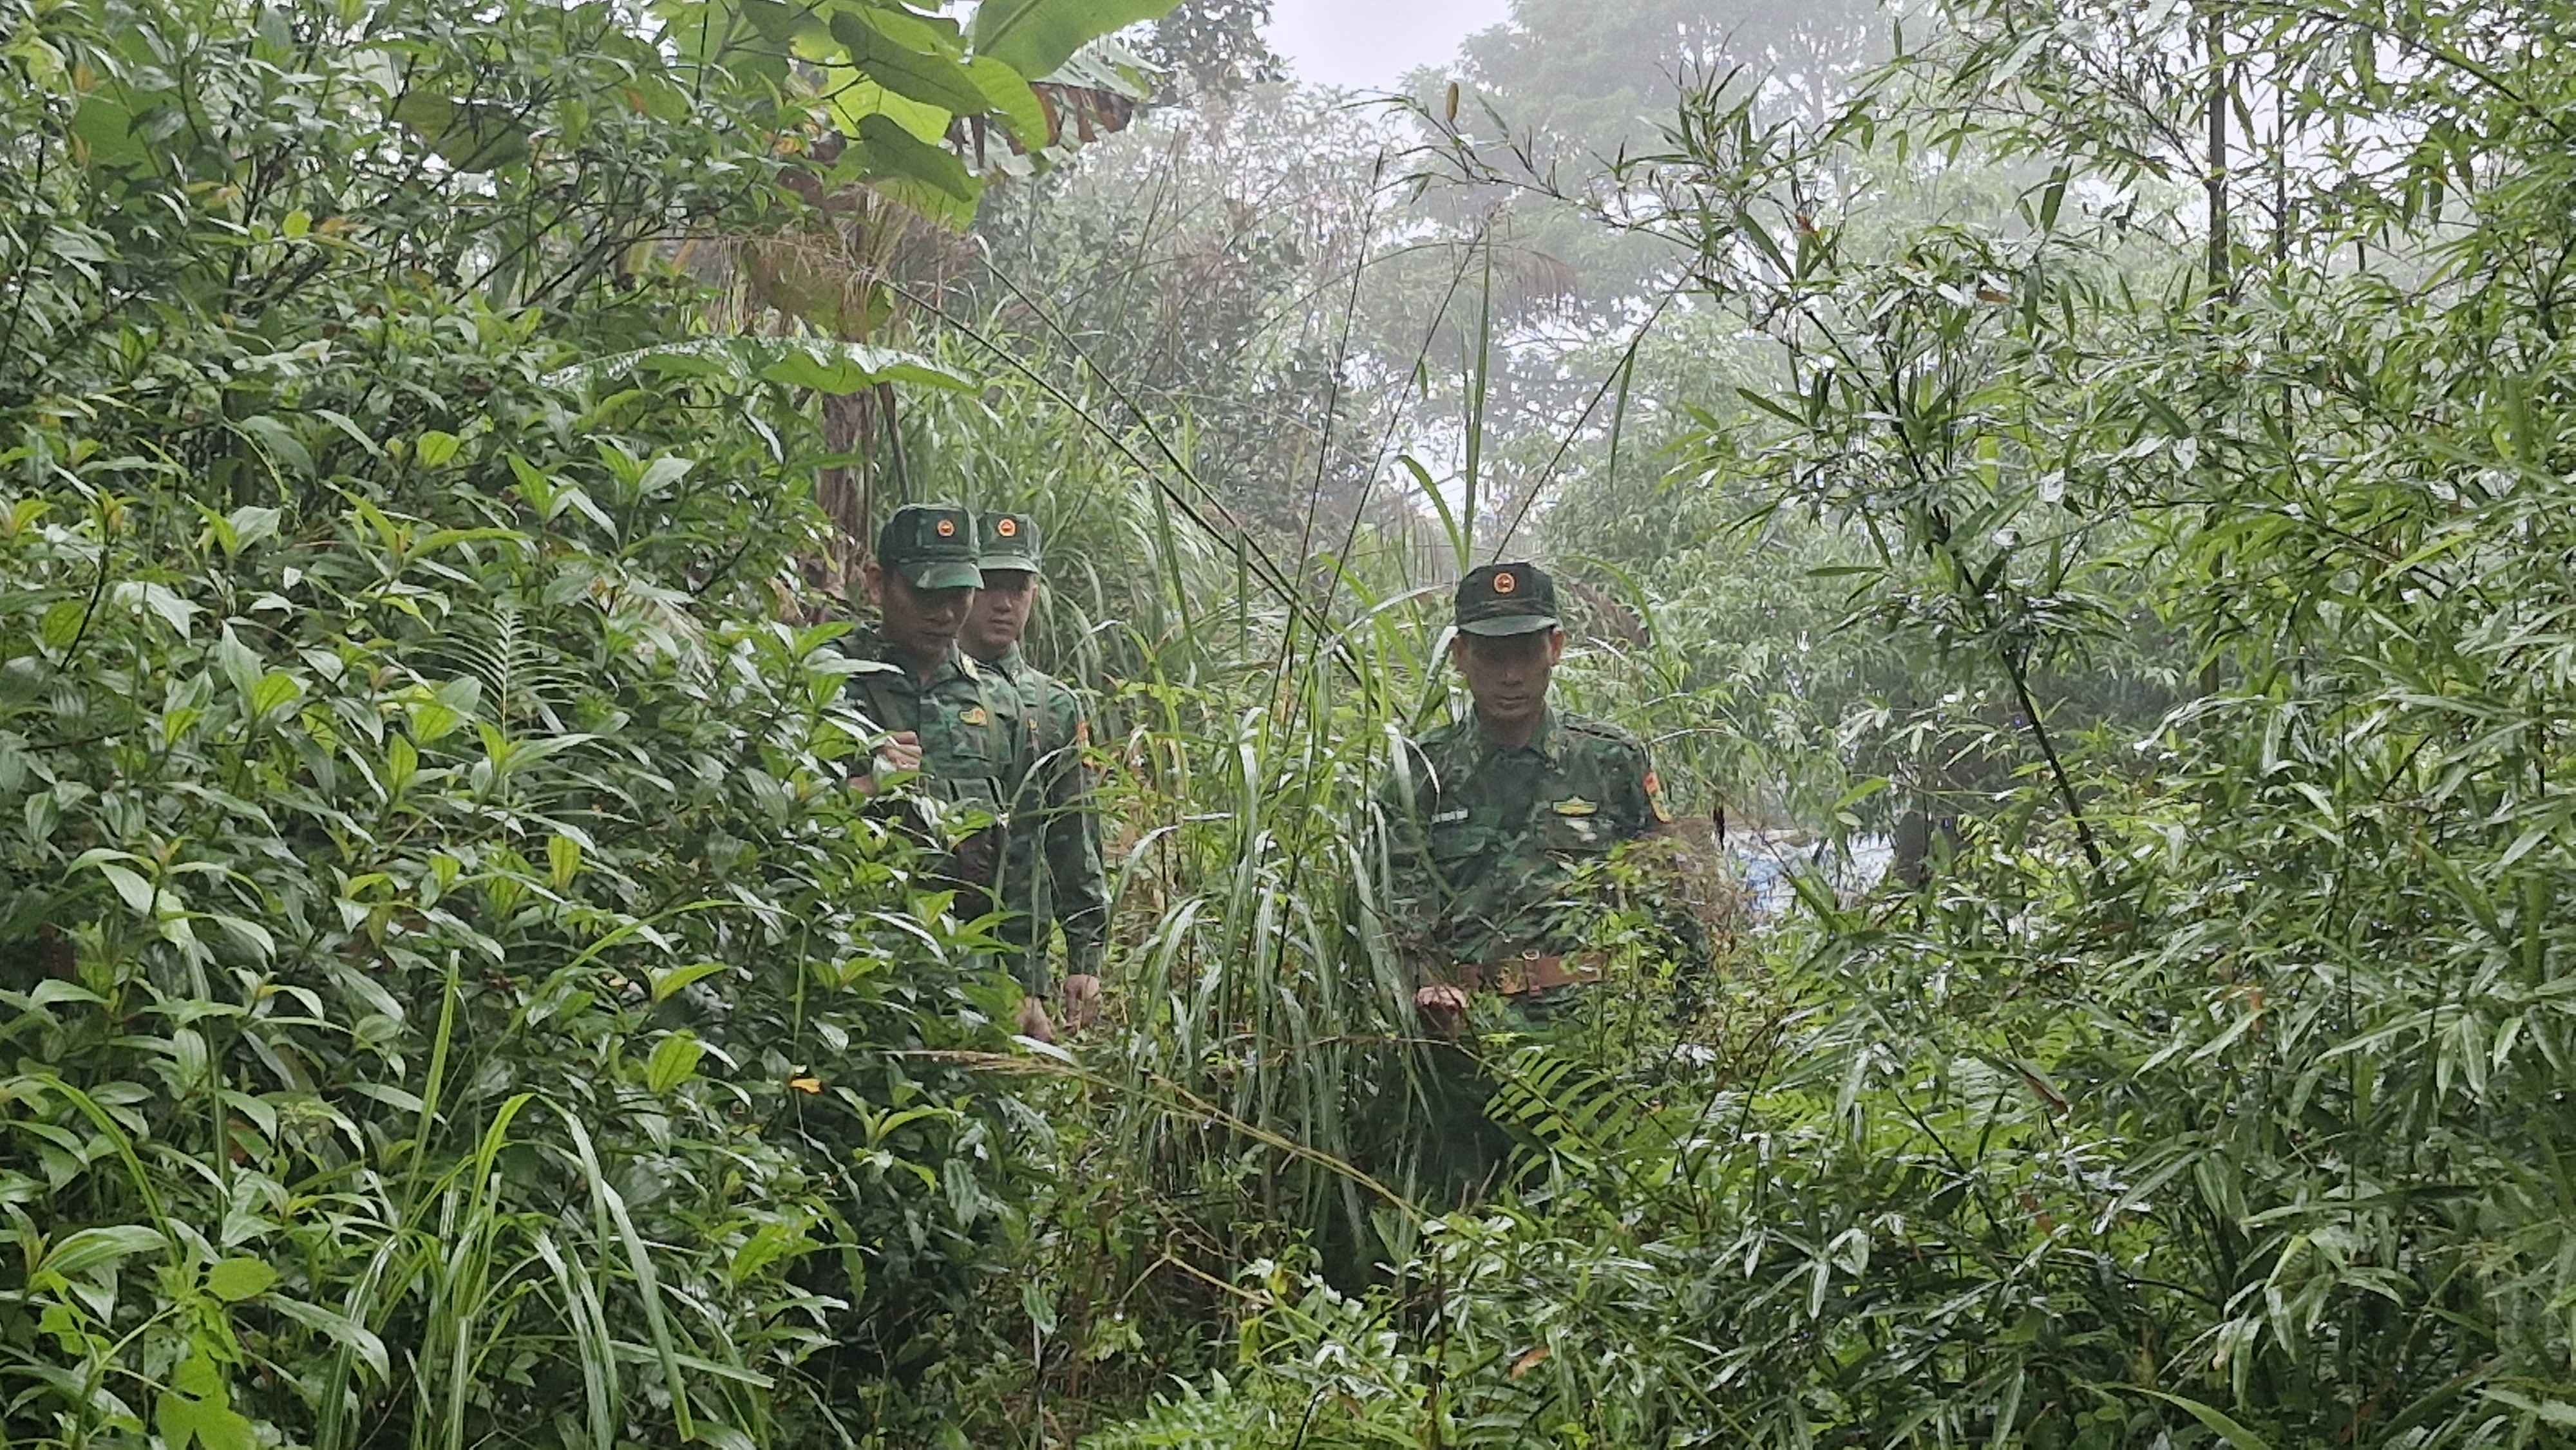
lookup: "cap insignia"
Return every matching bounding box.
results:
[997,518,1018,538]
[1493,571,1517,594]
[936,518,956,537]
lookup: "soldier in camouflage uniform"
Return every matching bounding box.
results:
[961,511,1110,1032]
[1380,561,1671,1196]
[844,503,1050,1039]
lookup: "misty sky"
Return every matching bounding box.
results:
[1265,0,1514,91]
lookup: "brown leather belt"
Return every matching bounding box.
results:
[1448,950,1605,996]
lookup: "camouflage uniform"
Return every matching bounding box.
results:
[971,510,1112,997]
[984,645,1110,993]
[1377,561,1669,1203]
[843,644,1034,897]
[1383,708,1663,972]
[843,504,1035,911]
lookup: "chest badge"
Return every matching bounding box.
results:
[960,707,989,726]
[1553,797,1597,817]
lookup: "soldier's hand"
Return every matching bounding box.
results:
[849,730,924,796]
[1061,974,1103,1031]
[876,730,923,776]
[1415,983,1470,1035]
[1015,993,1057,1044]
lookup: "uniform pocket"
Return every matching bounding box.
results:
[1538,811,1611,853]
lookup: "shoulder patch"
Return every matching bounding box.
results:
[960,706,989,726]
[1644,769,1672,823]
[1554,797,1598,817]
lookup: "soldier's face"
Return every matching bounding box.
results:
[867,565,974,661]
[963,569,1037,659]
[1451,627,1565,728]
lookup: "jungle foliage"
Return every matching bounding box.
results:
[0,0,1166,1442]
[15,0,2576,1444]
[1066,0,2576,1443]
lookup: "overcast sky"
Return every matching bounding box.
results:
[1265,0,1514,92]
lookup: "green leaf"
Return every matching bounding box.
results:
[204,1256,278,1302]
[69,92,148,169]
[24,980,104,1009]
[210,914,276,963]
[823,70,953,143]
[2037,162,2069,231]
[646,1031,705,1094]
[232,415,313,476]
[547,833,582,889]
[408,677,480,744]
[229,505,283,551]
[963,55,1049,146]
[157,1386,255,1450]
[2483,1388,2576,1427]
[89,860,156,916]
[851,112,980,221]
[267,1295,392,1382]
[113,580,200,634]
[173,1351,223,1398]
[415,430,462,467]
[2130,1389,2271,1450]
[829,8,990,115]
[968,0,1179,81]
[39,599,86,651]
[217,626,263,704]
[409,699,460,744]
[39,1224,166,1280]
[651,960,730,1004]
[6,26,66,90]
[389,89,531,171]
[250,670,305,719]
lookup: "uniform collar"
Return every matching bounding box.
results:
[874,634,978,686]
[1472,706,1561,764]
[985,644,1030,679]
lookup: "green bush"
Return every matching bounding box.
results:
[0,0,1039,1442]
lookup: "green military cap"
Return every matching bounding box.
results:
[976,510,1044,574]
[1454,561,1561,637]
[876,502,984,590]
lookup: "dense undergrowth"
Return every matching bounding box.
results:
[15,0,2576,1444]
[0,0,1050,1442]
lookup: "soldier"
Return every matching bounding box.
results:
[960,510,1110,1033]
[845,503,1054,1040]
[1380,561,1672,1194]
